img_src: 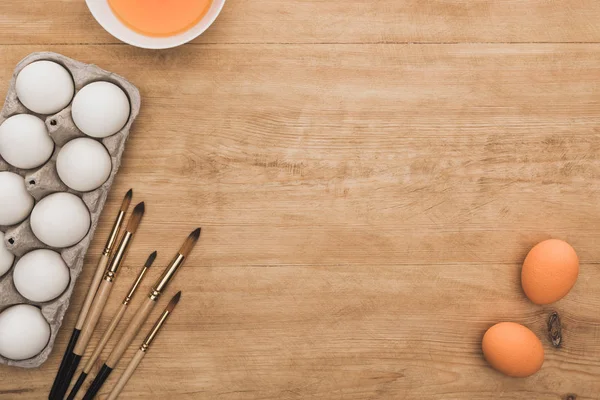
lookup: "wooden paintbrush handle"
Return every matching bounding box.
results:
[74,279,114,355]
[83,303,128,374]
[106,349,146,400]
[75,253,110,330]
[106,297,155,368]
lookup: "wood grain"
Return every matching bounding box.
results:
[1,2,600,399]
[1,1,600,45]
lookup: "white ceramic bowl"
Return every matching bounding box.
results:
[85,0,226,49]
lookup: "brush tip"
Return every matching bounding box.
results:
[126,202,145,232]
[134,201,145,213]
[145,251,158,268]
[168,291,182,311]
[120,189,133,212]
[179,228,201,257]
[191,227,201,239]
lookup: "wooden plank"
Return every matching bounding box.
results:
[1,44,600,398]
[2,264,600,398]
[1,1,600,45]
[2,44,600,266]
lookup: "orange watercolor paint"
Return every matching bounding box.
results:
[108,0,213,38]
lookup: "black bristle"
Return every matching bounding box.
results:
[173,291,182,304]
[134,201,145,213]
[191,228,201,239]
[120,189,133,212]
[145,251,158,268]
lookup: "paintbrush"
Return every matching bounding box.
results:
[66,251,156,400]
[106,291,181,400]
[54,202,145,399]
[49,189,132,400]
[82,228,200,400]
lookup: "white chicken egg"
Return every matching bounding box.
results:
[56,138,112,192]
[30,192,90,248]
[0,114,55,169]
[16,60,74,115]
[0,172,34,226]
[71,81,130,138]
[0,304,50,360]
[0,232,14,277]
[13,249,70,303]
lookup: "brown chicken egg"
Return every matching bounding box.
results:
[521,239,579,305]
[482,322,544,377]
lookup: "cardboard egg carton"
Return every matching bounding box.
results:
[0,52,140,368]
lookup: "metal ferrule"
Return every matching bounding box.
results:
[103,231,133,282]
[149,253,185,300]
[102,211,125,256]
[140,310,171,352]
[122,266,149,305]
[104,270,117,283]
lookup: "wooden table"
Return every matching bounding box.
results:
[1,1,600,399]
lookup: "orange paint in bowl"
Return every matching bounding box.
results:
[108,0,213,38]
